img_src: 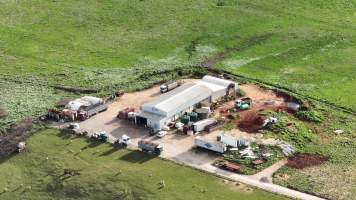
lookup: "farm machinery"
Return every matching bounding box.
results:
[91,131,108,142]
[235,97,252,110]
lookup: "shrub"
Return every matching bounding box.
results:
[263,112,316,151]
[216,0,237,6]
[222,123,234,131]
[295,111,324,123]
[216,0,224,6]
[236,88,246,97]
[0,107,8,118]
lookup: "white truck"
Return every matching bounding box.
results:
[195,136,227,153]
[160,80,181,93]
[193,119,217,132]
[115,134,131,147]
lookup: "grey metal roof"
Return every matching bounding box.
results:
[141,83,212,117]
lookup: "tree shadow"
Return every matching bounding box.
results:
[119,150,156,164]
[56,129,80,140]
[80,138,104,151]
[99,144,124,157]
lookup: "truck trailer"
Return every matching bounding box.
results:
[195,136,227,153]
[138,140,163,155]
[193,119,217,132]
[78,103,108,121]
[160,80,181,93]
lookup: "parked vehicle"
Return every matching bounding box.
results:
[79,104,108,121]
[149,128,159,136]
[195,136,227,153]
[117,107,135,119]
[193,119,217,132]
[115,134,131,147]
[235,97,252,110]
[138,140,163,155]
[92,131,108,141]
[204,121,223,132]
[160,80,182,93]
[47,109,62,121]
[157,131,167,138]
[68,123,80,130]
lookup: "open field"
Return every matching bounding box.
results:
[0,129,289,200]
[1,0,355,130]
[0,0,355,199]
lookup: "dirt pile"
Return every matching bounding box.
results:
[286,154,329,169]
[238,111,266,133]
[0,118,34,157]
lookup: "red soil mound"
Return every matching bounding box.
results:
[286,154,329,169]
[238,111,266,133]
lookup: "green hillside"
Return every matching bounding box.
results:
[0,0,355,114]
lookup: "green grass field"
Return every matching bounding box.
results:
[271,107,356,200]
[0,129,288,200]
[0,0,355,129]
[0,0,355,199]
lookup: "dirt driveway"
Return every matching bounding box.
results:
[78,79,217,166]
[72,81,324,200]
[78,81,287,166]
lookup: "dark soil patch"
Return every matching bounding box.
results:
[53,86,98,94]
[238,111,266,133]
[0,108,8,118]
[286,154,329,169]
[0,118,34,158]
[55,98,72,108]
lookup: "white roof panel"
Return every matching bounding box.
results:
[202,75,235,88]
[141,76,237,118]
[141,83,212,117]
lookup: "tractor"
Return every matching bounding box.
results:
[235,97,252,110]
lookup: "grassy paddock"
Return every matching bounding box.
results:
[0,129,288,200]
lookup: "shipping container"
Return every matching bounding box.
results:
[217,133,238,147]
[195,136,227,153]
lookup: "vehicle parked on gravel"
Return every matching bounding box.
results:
[160,80,182,93]
[157,131,167,138]
[114,134,131,147]
[235,97,252,110]
[138,140,163,155]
